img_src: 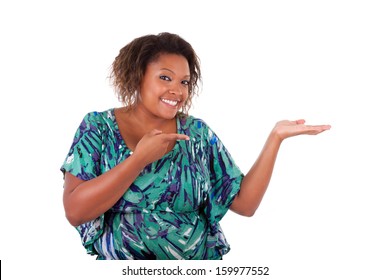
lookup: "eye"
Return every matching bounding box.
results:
[181,80,190,86]
[159,75,171,81]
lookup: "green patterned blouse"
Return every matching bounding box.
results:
[61,109,243,260]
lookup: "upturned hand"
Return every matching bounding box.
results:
[272,119,331,141]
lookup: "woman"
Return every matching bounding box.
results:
[61,32,330,260]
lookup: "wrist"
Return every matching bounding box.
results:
[269,128,283,145]
[127,152,147,171]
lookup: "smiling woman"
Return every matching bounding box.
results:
[137,53,190,121]
[60,32,330,260]
[110,33,200,116]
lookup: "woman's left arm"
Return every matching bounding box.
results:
[230,119,331,217]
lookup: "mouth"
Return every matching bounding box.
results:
[161,98,180,107]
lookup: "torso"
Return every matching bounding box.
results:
[62,109,242,259]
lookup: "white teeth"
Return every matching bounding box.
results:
[161,98,178,106]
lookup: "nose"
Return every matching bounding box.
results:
[168,82,183,96]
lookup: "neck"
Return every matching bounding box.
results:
[128,106,176,132]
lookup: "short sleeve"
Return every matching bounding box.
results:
[197,121,243,258]
[203,124,243,225]
[61,112,103,180]
[60,111,105,256]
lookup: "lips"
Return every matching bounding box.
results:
[161,98,180,107]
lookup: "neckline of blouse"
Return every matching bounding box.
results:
[110,108,182,159]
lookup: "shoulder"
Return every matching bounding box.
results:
[73,108,116,137]
[80,108,115,127]
[82,108,114,123]
[178,114,216,141]
[178,114,210,130]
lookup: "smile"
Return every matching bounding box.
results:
[161,98,179,107]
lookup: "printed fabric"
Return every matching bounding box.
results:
[61,108,243,260]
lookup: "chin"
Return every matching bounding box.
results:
[159,108,182,119]
[157,112,177,120]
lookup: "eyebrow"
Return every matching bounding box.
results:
[160,68,190,78]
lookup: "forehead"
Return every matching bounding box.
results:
[148,53,190,75]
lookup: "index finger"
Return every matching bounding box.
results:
[163,133,190,141]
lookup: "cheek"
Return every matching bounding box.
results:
[181,90,189,103]
[140,85,160,100]
[183,86,190,99]
[184,91,190,101]
[181,92,191,108]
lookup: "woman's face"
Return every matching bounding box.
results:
[138,53,190,120]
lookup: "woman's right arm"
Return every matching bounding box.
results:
[63,154,145,227]
[63,129,189,226]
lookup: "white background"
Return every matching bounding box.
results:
[1,0,389,279]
